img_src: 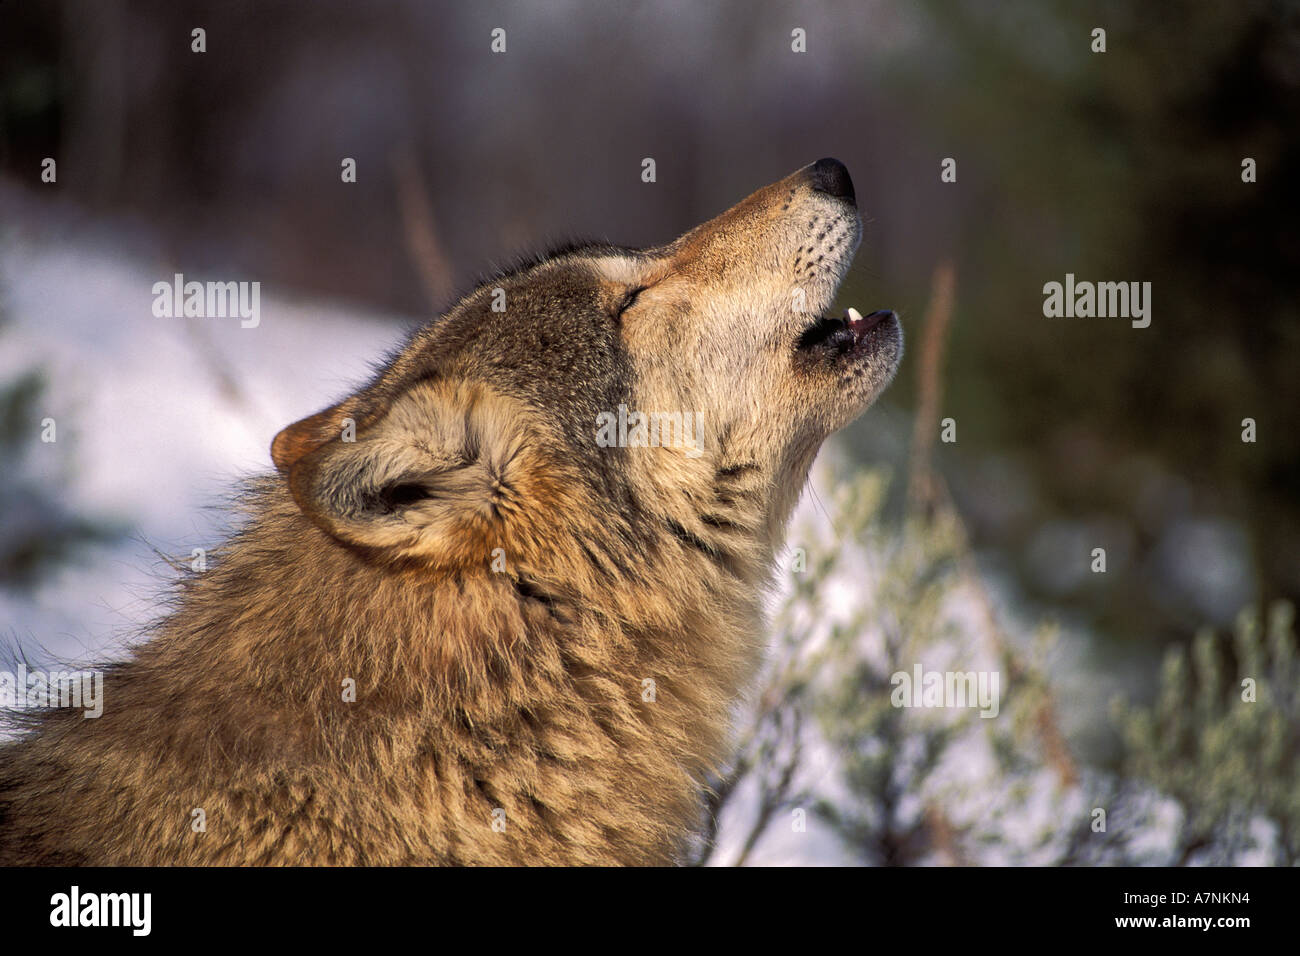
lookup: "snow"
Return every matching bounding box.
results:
[1,200,405,660]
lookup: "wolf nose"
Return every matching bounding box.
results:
[808,157,855,206]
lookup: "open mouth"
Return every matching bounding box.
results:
[796,306,897,357]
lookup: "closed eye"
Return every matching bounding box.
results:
[616,286,646,317]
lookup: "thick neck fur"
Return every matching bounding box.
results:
[1,461,771,865]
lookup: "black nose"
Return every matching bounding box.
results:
[808,157,855,205]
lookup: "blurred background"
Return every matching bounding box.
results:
[1,0,1297,864]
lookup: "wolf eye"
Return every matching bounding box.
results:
[616,286,646,317]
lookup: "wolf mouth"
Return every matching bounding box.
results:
[796,306,898,357]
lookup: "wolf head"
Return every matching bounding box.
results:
[271,159,902,570]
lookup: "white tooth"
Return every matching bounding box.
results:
[846,307,863,324]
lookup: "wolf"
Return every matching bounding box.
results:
[0,158,901,865]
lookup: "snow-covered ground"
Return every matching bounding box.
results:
[1,194,408,661]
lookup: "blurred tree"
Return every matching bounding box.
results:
[0,313,121,588]
[1113,601,1300,865]
[703,470,1300,866]
[869,0,1300,647]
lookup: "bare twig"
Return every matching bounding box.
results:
[907,260,956,514]
[732,707,804,867]
[905,262,1078,789]
[391,144,455,312]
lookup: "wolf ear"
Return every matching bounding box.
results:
[271,399,363,475]
[272,381,533,562]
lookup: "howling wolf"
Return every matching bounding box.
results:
[0,158,901,865]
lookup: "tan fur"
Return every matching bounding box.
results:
[0,160,901,865]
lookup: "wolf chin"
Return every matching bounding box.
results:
[0,158,901,865]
